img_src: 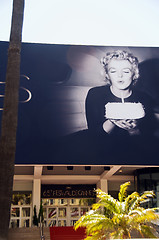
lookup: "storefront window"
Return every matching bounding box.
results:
[70,199,79,205]
[10,219,19,228]
[22,208,30,217]
[48,220,56,227]
[10,192,32,228]
[11,208,20,217]
[79,198,95,206]
[80,207,88,215]
[58,199,68,206]
[70,220,77,226]
[42,198,94,227]
[58,220,67,227]
[11,192,32,205]
[42,198,56,206]
[70,207,79,217]
[58,208,67,217]
[21,219,30,228]
[136,168,159,208]
[48,208,57,218]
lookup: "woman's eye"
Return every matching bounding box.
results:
[109,70,116,73]
[123,69,131,73]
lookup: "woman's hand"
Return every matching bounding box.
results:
[110,119,137,130]
[103,119,140,135]
[109,119,140,135]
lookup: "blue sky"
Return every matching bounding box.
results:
[0,0,159,46]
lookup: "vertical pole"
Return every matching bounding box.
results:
[32,179,41,219]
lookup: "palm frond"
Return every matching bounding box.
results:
[135,209,159,223]
[94,189,121,214]
[118,181,130,202]
[128,191,155,212]
[86,218,114,236]
[74,212,111,230]
[140,191,155,202]
[128,206,145,216]
[75,182,159,240]
[124,192,140,213]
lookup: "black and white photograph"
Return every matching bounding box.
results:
[1,42,159,165]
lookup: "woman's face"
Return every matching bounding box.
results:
[107,59,133,90]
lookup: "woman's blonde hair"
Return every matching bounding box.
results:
[101,50,139,86]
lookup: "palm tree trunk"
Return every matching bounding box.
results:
[0,0,24,239]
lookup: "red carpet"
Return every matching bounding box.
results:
[50,226,86,240]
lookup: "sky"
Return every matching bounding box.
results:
[0,0,159,47]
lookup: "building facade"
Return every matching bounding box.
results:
[10,164,159,228]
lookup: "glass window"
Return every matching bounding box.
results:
[10,219,19,228]
[21,219,30,227]
[81,207,88,215]
[58,208,66,217]
[11,208,20,217]
[50,199,54,205]
[42,197,95,227]
[79,198,95,206]
[12,192,32,205]
[42,198,56,206]
[70,208,79,217]
[42,199,50,206]
[22,207,30,217]
[48,208,57,218]
[48,220,56,227]
[58,199,68,206]
[70,220,77,226]
[58,220,66,227]
[70,199,80,205]
[136,168,159,208]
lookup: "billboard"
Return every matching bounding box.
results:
[0,41,159,165]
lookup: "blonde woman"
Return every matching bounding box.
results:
[86,50,158,137]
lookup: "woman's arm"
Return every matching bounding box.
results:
[103,119,115,134]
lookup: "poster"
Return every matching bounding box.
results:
[0,41,159,165]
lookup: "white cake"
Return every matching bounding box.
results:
[105,102,145,119]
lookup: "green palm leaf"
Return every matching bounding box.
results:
[93,189,121,214]
[74,182,159,239]
[118,181,130,202]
